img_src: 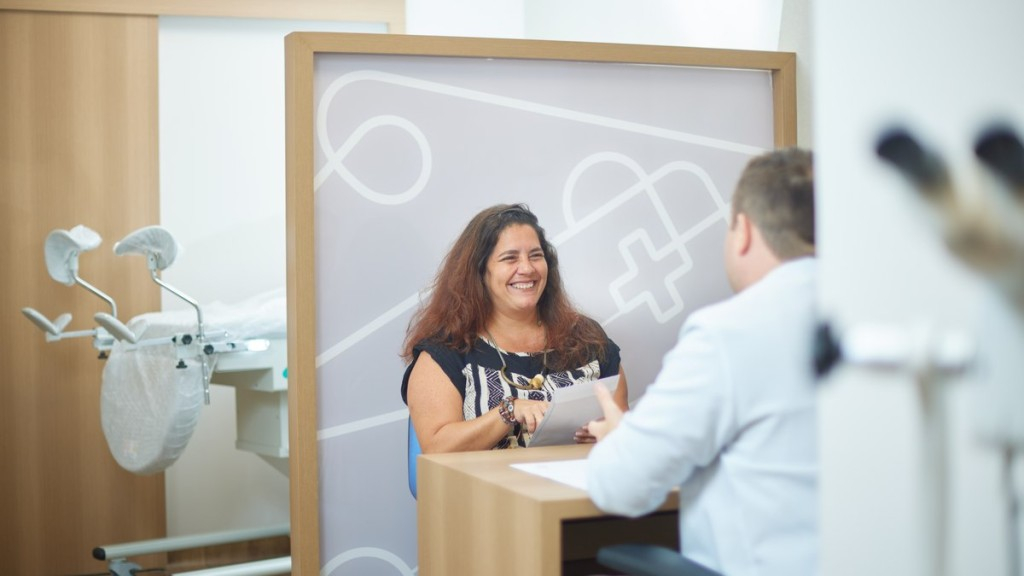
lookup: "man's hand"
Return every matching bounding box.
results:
[573,423,596,443]
[588,382,624,442]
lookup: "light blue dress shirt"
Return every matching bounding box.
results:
[588,258,818,576]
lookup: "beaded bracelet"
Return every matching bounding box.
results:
[497,396,516,426]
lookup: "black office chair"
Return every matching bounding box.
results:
[596,544,723,576]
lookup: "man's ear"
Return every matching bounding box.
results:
[734,212,753,255]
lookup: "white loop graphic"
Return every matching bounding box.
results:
[321,546,417,576]
[314,114,431,205]
[561,152,727,233]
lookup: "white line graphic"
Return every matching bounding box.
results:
[316,292,423,368]
[314,113,432,204]
[318,408,409,442]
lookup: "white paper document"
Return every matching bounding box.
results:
[527,374,617,447]
[510,459,589,491]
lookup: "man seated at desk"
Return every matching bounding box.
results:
[587,147,818,576]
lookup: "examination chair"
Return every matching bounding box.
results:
[596,544,723,576]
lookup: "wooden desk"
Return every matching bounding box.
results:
[417,444,679,576]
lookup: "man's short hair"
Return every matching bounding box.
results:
[732,147,815,260]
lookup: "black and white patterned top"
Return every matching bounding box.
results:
[401,334,621,449]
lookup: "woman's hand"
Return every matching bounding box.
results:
[513,398,549,433]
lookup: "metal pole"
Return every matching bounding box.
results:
[93,524,289,561]
[172,556,291,576]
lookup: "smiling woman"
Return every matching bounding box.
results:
[401,203,630,452]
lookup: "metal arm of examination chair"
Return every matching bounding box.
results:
[93,523,290,576]
[597,544,723,576]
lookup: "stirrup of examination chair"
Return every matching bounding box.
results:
[596,544,723,576]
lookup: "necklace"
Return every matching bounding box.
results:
[485,328,548,391]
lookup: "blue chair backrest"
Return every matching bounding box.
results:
[408,417,421,498]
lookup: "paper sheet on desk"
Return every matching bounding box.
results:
[511,459,589,491]
[527,374,617,447]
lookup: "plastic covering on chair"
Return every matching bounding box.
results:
[44,225,102,285]
[101,289,286,475]
[113,225,180,271]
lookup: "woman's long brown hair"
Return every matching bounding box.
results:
[401,203,607,371]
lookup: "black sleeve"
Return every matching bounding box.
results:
[583,316,621,378]
[400,341,467,404]
[600,336,622,378]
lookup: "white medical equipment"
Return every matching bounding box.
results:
[21,225,118,354]
[23,224,289,474]
[875,125,1024,312]
[815,124,1024,576]
[22,225,291,575]
[99,288,289,476]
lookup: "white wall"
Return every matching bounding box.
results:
[405,0,524,38]
[406,0,784,51]
[158,16,385,537]
[524,0,782,49]
[778,0,812,147]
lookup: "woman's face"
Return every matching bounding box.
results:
[484,223,548,320]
